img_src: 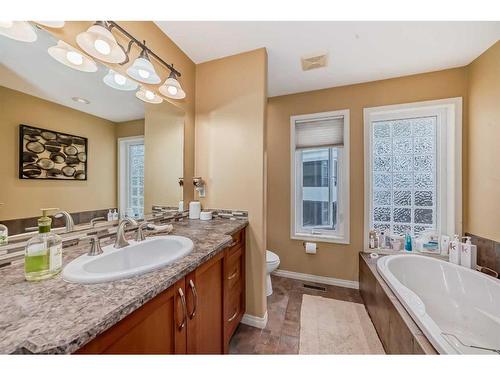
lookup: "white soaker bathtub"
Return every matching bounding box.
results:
[377,254,500,354]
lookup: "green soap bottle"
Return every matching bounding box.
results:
[24,208,63,281]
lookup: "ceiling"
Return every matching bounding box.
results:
[0,25,144,123]
[156,21,500,97]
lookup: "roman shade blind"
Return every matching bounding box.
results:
[295,116,344,149]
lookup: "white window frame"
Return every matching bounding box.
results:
[363,98,462,249]
[118,136,145,218]
[290,109,350,244]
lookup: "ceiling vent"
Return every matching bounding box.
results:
[301,53,328,71]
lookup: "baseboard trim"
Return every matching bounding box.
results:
[273,269,359,290]
[240,311,268,329]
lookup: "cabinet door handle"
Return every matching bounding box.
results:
[227,309,239,322]
[188,279,198,319]
[177,288,187,331]
[227,271,238,280]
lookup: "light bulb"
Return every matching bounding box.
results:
[167,85,178,95]
[145,90,155,100]
[94,39,111,55]
[138,69,150,79]
[0,21,13,29]
[113,73,127,85]
[66,51,83,66]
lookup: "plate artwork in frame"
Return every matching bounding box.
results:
[19,124,88,180]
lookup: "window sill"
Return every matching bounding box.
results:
[291,233,350,245]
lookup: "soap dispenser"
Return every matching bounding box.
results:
[24,208,63,281]
[0,203,8,246]
[460,236,477,269]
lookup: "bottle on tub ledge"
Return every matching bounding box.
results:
[449,234,461,265]
[460,236,477,269]
[404,230,413,252]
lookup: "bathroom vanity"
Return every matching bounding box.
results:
[0,218,247,354]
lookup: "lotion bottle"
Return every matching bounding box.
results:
[107,209,113,222]
[460,236,477,269]
[449,234,461,265]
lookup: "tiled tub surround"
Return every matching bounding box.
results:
[0,217,247,354]
[359,253,437,354]
[466,233,500,277]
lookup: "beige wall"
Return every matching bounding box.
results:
[466,41,500,242]
[115,119,144,139]
[267,68,468,282]
[144,102,184,211]
[0,86,116,220]
[195,49,268,318]
[47,21,196,204]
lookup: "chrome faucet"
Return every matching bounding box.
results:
[136,222,152,242]
[54,211,75,233]
[114,217,138,249]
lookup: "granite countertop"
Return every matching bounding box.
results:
[0,218,248,354]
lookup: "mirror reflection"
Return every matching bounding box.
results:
[0,24,185,237]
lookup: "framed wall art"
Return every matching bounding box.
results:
[19,124,88,180]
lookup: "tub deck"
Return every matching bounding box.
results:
[359,252,437,354]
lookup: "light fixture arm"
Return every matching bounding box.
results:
[106,21,181,77]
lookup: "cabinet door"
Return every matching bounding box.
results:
[185,252,224,354]
[76,278,187,354]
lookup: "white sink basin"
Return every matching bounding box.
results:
[62,236,194,284]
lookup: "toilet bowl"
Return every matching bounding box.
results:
[266,250,280,296]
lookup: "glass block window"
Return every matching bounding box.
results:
[128,143,145,218]
[371,117,437,236]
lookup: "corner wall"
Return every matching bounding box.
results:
[195,49,268,318]
[466,41,500,242]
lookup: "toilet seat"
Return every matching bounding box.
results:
[266,250,279,265]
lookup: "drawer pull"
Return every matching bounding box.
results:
[188,279,198,319]
[227,271,239,280]
[229,241,237,247]
[177,288,187,331]
[227,309,239,322]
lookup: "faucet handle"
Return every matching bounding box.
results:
[85,235,103,256]
[136,222,152,242]
[90,217,106,227]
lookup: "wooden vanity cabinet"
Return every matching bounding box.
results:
[185,252,224,354]
[76,228,246,355]
[76,278,187,354]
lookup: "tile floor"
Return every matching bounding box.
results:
[229,275,363,354]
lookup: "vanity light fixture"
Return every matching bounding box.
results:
[126,45,161,84]
[34,21,65,28]
[0,21,37,42]
[76,22,126,64]
[103,69,139,91]
[159,70,186,99]
[48,40,97,73]
[135,86,163,104]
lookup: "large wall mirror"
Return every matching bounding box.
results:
[0,24,185,236]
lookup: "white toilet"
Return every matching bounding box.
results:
[266,250,280,296]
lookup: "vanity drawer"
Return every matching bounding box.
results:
[225,289,242,337]
[230,229,244,249]
[226,248,242,290]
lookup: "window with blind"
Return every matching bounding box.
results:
[290,110,350,243]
